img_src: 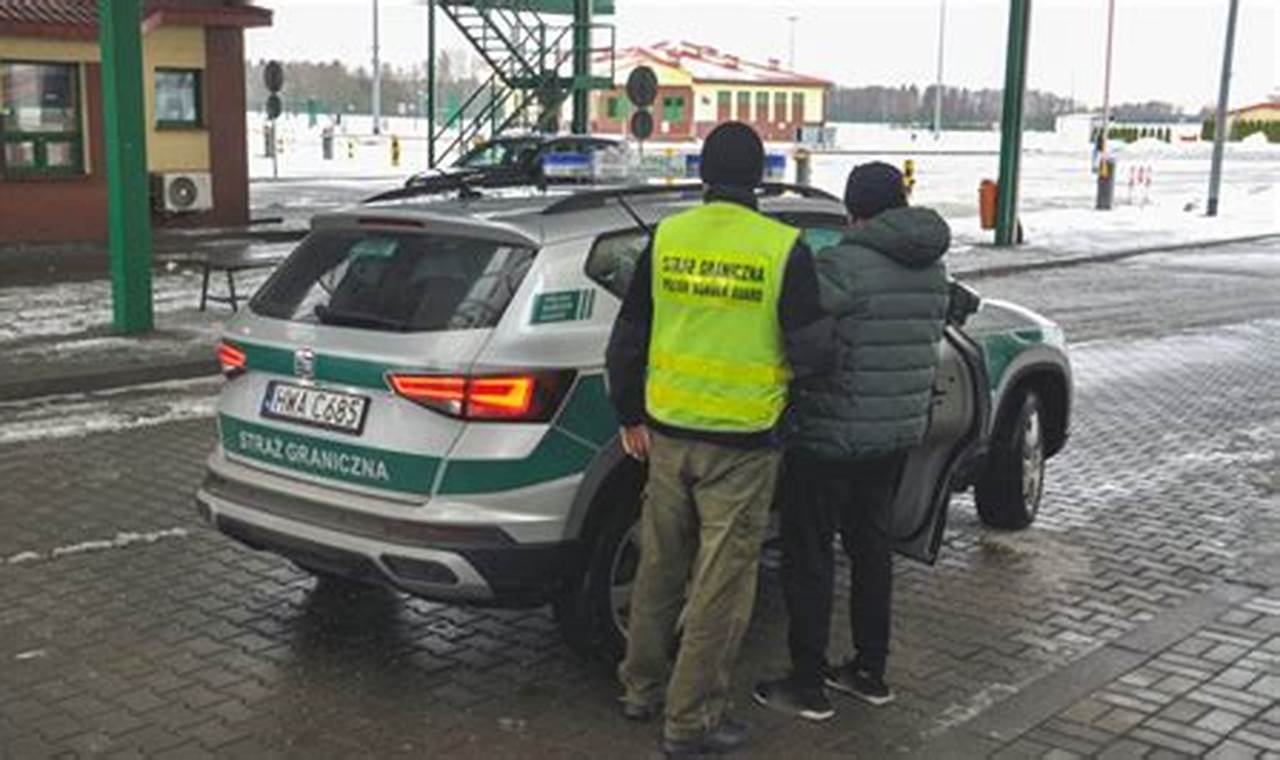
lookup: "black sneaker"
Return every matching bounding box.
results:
[660,715,749,756]
[751,677,835,722]
[823,663,894,706]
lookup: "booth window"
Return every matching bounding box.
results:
[662,95,684,123]
[155,68,202,128]
[0,61,83,177]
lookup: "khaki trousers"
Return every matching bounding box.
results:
[618,431,780,741]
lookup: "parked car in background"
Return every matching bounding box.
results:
[403,134,624,188]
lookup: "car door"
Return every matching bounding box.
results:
[888,325,990,564]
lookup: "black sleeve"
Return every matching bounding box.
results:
[605,244,653,427]
[778,240,835,381]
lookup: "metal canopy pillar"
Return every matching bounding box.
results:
[995,0,1031,247]
[99,0,154,333]
[426,0,436,168]
[1207,0,1241,217]
[571,0,591,134]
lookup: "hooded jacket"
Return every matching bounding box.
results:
[787,206,951,461]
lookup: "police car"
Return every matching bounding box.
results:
[196,181,1072,659]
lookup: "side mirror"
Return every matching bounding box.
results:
[947,281,982,326]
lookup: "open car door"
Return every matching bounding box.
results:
[890,321,991,564]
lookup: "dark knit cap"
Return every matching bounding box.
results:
[700,122,765,189]
[845,161,908,220]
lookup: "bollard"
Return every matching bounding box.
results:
[321,127,334,161]
[794,148,812,187]
[979,179,998,230]
[1096,157,1116,210]
[903,159,917,197]
[391,135,401,168]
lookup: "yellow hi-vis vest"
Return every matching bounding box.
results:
[647,202,799,433]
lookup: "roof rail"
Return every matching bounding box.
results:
[362,173,600,205]
[540,182,841,216]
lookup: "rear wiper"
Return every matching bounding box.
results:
[314,304,410,331]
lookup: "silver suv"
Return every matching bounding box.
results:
[196,182,1072,659]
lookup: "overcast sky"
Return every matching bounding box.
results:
[245,0,1278,112]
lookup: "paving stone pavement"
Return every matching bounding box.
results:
[2,251,1279,758]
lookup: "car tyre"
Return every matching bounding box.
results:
[554,489,642,664]
[975,390,1045,530]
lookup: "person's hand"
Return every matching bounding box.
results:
[620,425,651,462]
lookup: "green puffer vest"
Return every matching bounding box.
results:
[787,206,951,461]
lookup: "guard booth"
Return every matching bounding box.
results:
[0,1,272,243]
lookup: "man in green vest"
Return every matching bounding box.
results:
[605,122,833,756]
[753,162,951,721]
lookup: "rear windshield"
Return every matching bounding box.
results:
[250,230,535,333]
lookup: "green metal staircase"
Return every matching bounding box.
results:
[432,0,615,167]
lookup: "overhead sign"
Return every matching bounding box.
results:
[625,66,658,109]
[630,110,654,141]
[263,60,284,94]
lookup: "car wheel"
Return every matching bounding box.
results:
[975,390,1045,530]
[554,489,641,664]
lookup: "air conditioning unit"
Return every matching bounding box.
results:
[153,172,213,213]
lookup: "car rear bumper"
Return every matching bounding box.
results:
[195,471,580,607]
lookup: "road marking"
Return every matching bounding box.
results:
[4,528,190,566]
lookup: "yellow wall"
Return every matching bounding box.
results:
[0,36,100,62]
[1230,106,1280,125]
[143,26,208,172]
[0,27,210,174]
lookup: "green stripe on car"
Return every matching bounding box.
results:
[217,373,617,497]
[220,415,439,494]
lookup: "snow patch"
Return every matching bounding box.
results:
[6,528,190,566]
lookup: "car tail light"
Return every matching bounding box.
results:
[387,371,575,422]
[217,341,246,379]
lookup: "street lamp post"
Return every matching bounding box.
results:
[1095,0,1116,210]
[372,0,382,135]
[787,15,799,70]
[933,0,947,138]
[1207,0,1241,217]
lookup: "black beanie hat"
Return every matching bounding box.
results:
[845,161,907,221]
[700,121,765,189]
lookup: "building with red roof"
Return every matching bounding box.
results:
[592,41,833,142]
[0,1,272,243]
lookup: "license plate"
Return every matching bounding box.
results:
[261,382,370,435]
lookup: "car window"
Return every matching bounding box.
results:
[586,229,649,299]
[584,211,846,299]
[770,212,848,255]
[251,230,535,333]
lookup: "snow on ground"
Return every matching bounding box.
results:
[0,377,221,444]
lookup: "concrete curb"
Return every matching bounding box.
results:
[954,232,1280,280]
[0,360,218,403]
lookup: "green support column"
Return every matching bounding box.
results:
[571,0,591,134]
[995,0,1032,247]
[100,0,154,333]
[427,0,436,168]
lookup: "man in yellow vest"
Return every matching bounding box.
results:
[606,122,833,756]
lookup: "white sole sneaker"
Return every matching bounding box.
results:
[751,688,836,722]
[824,676,895,707]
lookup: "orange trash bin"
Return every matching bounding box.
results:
[979,179,999,230]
